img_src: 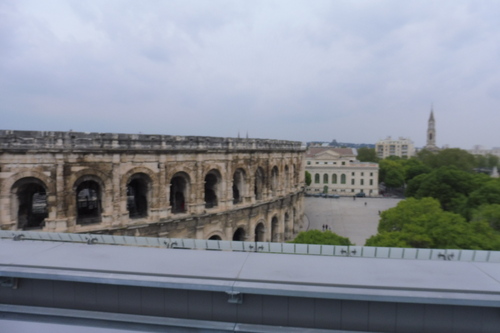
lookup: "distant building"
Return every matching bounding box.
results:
[375,136,415,159]
[469,145,500,158]
[305,147,379,196]
[424,109,440,152]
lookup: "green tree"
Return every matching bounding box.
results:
[305,171,312,186]
[417,148,476,172]
[471,204,500,231]
[366,197,500,250]
[405,166,480,214]
[467,179,500,209]
[357,147,379,163]
[402,158,431,183]
[379,159,405,188]
[290,230,352,246]
[474,154,500,169]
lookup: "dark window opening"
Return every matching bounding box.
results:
[255,223,265,242]
[15,180,48,230]
[204,172,219,209]
[127,177,148,219]
[209,235,222,240]
[233,228,245,241]
[170,175,187,214]
[76,180,102,225]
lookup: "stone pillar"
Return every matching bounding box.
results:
[112,154,124,227]
[192,161,205,214]
[157,160,168,219]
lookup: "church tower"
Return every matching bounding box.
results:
[424,108,439,151]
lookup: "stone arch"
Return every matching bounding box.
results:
[232,227,246,241]
[204,169,222,209]
[126,172,152,219]
[169,172,191,214]
[10,177,49,230]
[73,174,105,225]
[270,166,279,196]
[254,167,265,200]
[271,215,279,242]
[2,170,55,196]
[207,231,224,241]
[63,168,112,226]
[232,168,247,204]
[255,220,265,242]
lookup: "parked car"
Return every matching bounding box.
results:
[355,192,366,197]
[328,194,340,198]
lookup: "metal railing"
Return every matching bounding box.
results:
[2,230,500,263]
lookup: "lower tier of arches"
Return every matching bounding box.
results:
[68,194,304,243]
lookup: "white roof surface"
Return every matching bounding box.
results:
[1,239,500,307]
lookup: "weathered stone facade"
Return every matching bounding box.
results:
[0,130,305,242]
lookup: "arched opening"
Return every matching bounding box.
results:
[127,173,150,219]
[209,235,222,240]
[233,228,246,241]
[323,174,329,184]
[271,216,279,242]
[76,180,102,225]
[323,185,328,193]
[232,168,246,204]
[254,167,264,200]
[270,166,279,196]
[314,174,320,184]
[341,174,346,184]
[12,177,48,230]
[255,222,265,242]
[204,170,221,209]
[332,174,338,184]
[170,173,189,214]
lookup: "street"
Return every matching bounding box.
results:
[303,196,401,246]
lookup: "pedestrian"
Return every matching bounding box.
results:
[364,202,367,206]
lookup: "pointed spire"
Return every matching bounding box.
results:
[429,104,435,121]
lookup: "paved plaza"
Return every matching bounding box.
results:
[303,196,402,246]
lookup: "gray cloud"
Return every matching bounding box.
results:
[1,0,499,148]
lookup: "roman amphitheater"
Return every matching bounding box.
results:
[0,130,305,242]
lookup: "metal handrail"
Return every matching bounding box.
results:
[1,230,499,263]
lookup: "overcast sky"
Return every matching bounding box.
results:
[2,0,499,149]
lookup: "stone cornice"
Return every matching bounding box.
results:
[0,130,304,153]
